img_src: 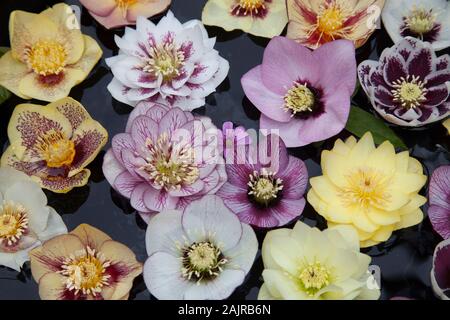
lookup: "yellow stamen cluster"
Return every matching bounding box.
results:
[59,246,111,297]
[298,262,330,296]
[231,0,266,16]
[143,42,185,82]
[181,242,228,283]
[142,133,200,191]
[248,168,283,205]
[314,1,353,42]
[340,168,391,209]
[284,82,315,116]
[391,75,428,109]
[0,201,29,246]
[25,40,67,76]
[36,130,76,168]
[405,6,436,35]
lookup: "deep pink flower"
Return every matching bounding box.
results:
[102,102,226,221]
[217,134,308,228]
[241,36,356,147]
[429,165,450,239]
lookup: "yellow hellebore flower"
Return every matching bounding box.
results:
[259,221,380,300]
[0,3,102,102]
[202,0,288,38]
[444,118,450,134]
[1,97,108,193]
[307,132,427,248]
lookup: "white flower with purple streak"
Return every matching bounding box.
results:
[106,11,229,111]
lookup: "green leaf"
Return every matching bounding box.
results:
[345,106,407,150]
[0,47,11,105]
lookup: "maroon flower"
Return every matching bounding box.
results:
[431,238,450,300]
[429,165,450,239]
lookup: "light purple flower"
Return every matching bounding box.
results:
[102,102,227,221]
[428,165,450,239]
[358,37,450,127]
[106,12,229,111]
[431,238,450,300]
[217,134,308,228]
[241,36,356,147]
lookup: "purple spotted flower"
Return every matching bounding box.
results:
[102,101,227,222]
[429,165,450,239]
[217,134,308,228]
[106,11,229,111]
[358,37,450,127]
[431,238,450,300]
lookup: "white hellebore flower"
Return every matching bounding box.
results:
[382,0,450,51]
[0,168,67,271]
[143,195,258,300]
[259,221,381,300]
[107,11,230,111]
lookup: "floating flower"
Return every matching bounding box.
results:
[30,224,142,300]
[286,0,385,49]
[80,0,171,29]
[382,0,450,52]
[102,102,226,221]
[431,238,450,300]
[217,134,308,228]
[143,195,257,300]
[106,12,229,111]
[428,165,450,239]
[259,221,380,300]
[241,36,356,147]
[0,168,67,272]
[201,0,288,38]
[307,132,427,247]
[358,37,450,127]
[0,3,102,102]
[1,98,108,193]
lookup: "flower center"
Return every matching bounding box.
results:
[405,7,436,35]
[317,4,345,36]
[60,246,111,296]
[36,130,76,168]
[230,0,267,17]
[391,75,428,109]
[0,201,29,247]
[25,40,67,76]
[284,82,316,116]
[142,133,199,191]
[340,168,391,209]
[181,242,228,283]
[298,262,330,296]
[143,42,185,82]
[248,168,283,206]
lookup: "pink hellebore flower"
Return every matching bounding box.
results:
[241,36,356,147]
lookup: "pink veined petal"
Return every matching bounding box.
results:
[267,197,306,227]
[429,205,450,240]
[103,150,127,189]
[259,115,305,148]
[111,133,135,163]
[114,171,143,198]
[278,156,308,199]
[143,187,178,212]
[130,183,150,213]
[167,179,205,197]
[241,65,290,123]
[158,108,189,135]
[130,115,159,152]
[126,102,169,132]
[429,166,450,210]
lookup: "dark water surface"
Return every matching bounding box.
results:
[0,0,449,300]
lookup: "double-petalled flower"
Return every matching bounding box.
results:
[30,224,142,300]
[0,3,102,102]
[107,12,229,111]
[358,37,450,127]
[1,98,108,193]
[428,165,450,239]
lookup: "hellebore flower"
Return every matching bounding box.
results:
[0,3,102,102]
[307,132,428,248]
[431,238,450,300]
[0,168,67,272]
[217,134,308,228]
[102,102,226,221]
[80,0,171,29]
[220,121,251,160]
[143,195,258,300]
[428,165,450,239]
[1,98,108,193]
[358,37,450,127]
[259,221,380,300]
[106,12,229,111]
[241,36,356,147]
[202,0,288,38]
[30,224,142,300]
[382,0,450,52]
[286,0,385,49]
